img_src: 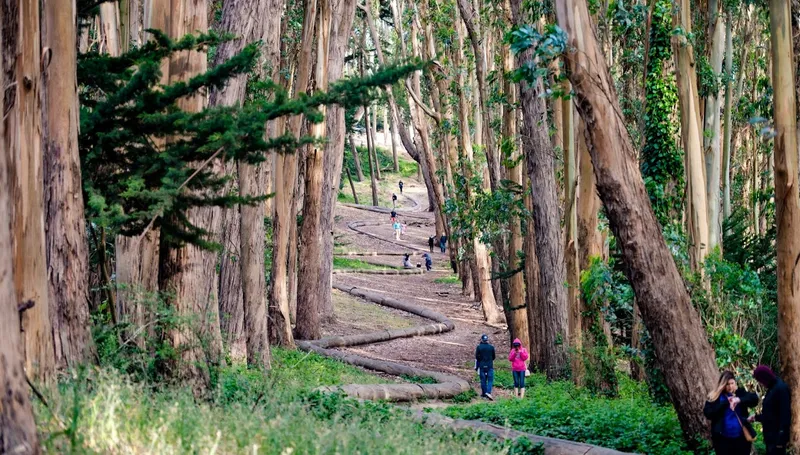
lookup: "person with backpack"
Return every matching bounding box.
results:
[439,234,448,253]
[508,339,530,399]
[428,235,435,252]
[475,334,495,400]
[390,209,397,223]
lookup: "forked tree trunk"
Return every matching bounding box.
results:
[511,1,569,378]
[0,130,40,454]
[210,0,283,369]
[769,0,800,446]
[159,0,225,392]
[42,0,95,368]
[554,0,719,443]
[270,0,318,347]
[3,0,55,382]
[318,0,357,322]
[296,0,332,341]
[673,0,710,271]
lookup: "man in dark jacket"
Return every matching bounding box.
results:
[475,334,495,400]
[439,234,448,253]
[428,235,435,252]
[750,365,792,454]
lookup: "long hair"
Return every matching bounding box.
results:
[708,371,735,402]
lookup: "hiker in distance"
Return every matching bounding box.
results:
[390,209,397,223]
[704,370,758,455]
[475,334,495,400]
[422,253,432,271]
[428,235,435,252]
[398,180,404,194]
[392,193,398,208]
[749,365,792,455]
[509,339,529,399]
[439,234,447,253]
[393,220,402,240]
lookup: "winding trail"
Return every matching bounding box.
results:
[297,177,633,454]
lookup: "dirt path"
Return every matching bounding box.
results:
[327,180,512,399]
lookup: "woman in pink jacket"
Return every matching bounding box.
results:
[508,338,529,398]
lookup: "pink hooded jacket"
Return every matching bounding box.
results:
[508,338,529,372]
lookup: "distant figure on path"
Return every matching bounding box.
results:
[422,253,432,271]
[475,334,495,400]
[392,193,398,208]
[439,234,448,253]
[393,221,402,240]
[704,371,758,455]
[390,209,397,223]
[509,339,529,399]
[402,253,413,269]
[428,235,435,252]
[750,366,791,455]
[399,180,404,194]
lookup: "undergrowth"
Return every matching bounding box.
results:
[333,256,394,270]
[434,275,461,284]
[35,348,524,454]
[443,373,699,455]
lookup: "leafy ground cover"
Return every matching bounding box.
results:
[35,348,534,454]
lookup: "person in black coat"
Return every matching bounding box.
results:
[750,365,792,455]
[704,371,759,455]
[428,235,435,252]
[474,334,495,400]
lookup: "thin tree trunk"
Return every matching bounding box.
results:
[270,0,318,348]
[630,301,644,381]
[555,0,719,443]
[159,0,225,392]
[0,101,40,451]
[390,107,400,172]
[318,0,357,322]
[365,106,380,206]
[42,0,95,368]
[3,0,55,382]
[349,134,365,181]
[563,83,581,381]
[296,0,332,341]
[346,165,359,204]
[721,12,733,223]
[703,0,724,250]
[673,0,710,271]
[769,0,800,446]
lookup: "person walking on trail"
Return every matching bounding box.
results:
[439,234,448,253]
[475,334,495,400]
[428,235,435,252]
[402,253,413,269]
[392,193,398,208]
[509,339,529,399]
[393,220,402,240]
[390,209,397,223]
[704,371,759,455]
[422,253,432,271]
[399,180,404,194]
[750,365,791,455]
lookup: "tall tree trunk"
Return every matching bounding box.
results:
[349,134,364,181]
[510,6,569,378]
[217,205,245,362]
[318,0,357,322]
[296,0,331,341]
[211,0,283,369]
[721,12,733,223]
[270,0,318,348]
[99,2,121,56]
[457,0,500,190]
[389,107,400,172]
[673,0,710,271]
[42,0,95,368]
[365,105,380,206]
[555,0,719,443]
[0,104,40,451]
[159,0,224,391]
[563,83,581,381]
[703,0,724,250]
[3,0,55,382]
[769,0,800,446]
[523,172,542,368]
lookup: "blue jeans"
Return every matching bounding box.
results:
[513,371,526,389]
[479,367,494,395]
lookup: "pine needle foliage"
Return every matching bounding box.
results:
[79,30,420,247]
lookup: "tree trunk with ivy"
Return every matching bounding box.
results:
[42,0,95,369]
[769,0,800,446]
[555,0,719,443]
[3,0,55,382]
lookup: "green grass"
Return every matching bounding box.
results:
[333,256,395,270]
[443,373,697,455]
[435,275,461,284]
[35,348,527,454]
[344,144,418,181]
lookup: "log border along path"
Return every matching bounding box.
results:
[297,198,635,455]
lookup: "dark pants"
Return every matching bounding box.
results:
[479,367,494,395]
[513,371,526,389]
[429,244,434,252]
[711,434,751,455]
[766,446,787,455]
[440,243,446,253]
